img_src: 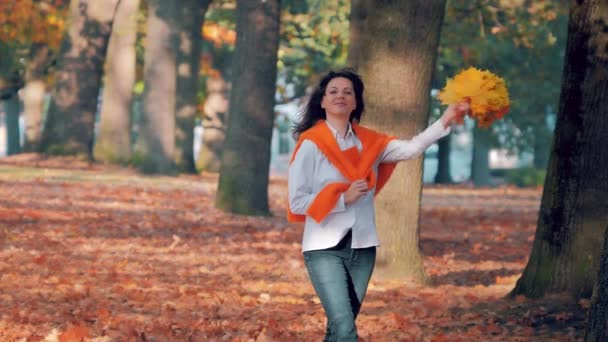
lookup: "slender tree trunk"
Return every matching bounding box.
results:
[471,128,491,186]
[197,75,229,172]
[511,0,608,299]
[434,135,452,184]
[40,0,121,158]
[585,224,608,342]
[134,0,178,174]
[216,0,280,215]
[4,93,20,155]
[352,0,447,281]
[94,0,140,163]
[174,0,211,173]
[533,127,551,170]
[22,44,50,152]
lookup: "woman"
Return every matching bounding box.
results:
[287,68,469,341]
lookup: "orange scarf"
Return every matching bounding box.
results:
[287,120,397,223]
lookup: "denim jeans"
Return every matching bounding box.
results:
[303,231,376,342]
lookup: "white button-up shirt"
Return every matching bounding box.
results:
[288,119,450,252]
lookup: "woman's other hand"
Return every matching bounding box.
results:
[441,101,470,128]
[344,179,368,205]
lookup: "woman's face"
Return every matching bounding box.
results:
[321,77,356,120]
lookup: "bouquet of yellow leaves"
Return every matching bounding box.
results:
[438,67,510,128]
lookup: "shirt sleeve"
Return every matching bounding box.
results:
[380,119,451,163]
[288,140,346,215]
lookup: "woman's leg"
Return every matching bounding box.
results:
[346,246,376,318]
[304,246,358,341]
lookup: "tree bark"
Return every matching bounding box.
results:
[434,135,452,184]
[22,44,50,152]
[94,0,140,163]
[40,0,121,158]
[216,0,280,215]
[511,0,608,299]
[174,0,211,173]
[134,0,178,174]
[352,0,447,281]
[585,224,608,342]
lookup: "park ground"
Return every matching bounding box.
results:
[0,154,590,341]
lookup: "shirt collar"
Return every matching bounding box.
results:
[325,120,355,139]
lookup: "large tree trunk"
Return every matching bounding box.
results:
[216,0,280,215]
[197,75,229,172]
[22,44,50,152]
[352,0,447,281]
[134,0,178,174]
[40,0,120,158]
[4,92,20,155]
[434,135,452,184]
[511,0,608,299]
[174,0,211,173]
[471,128,492,186]
[94,0,141,163]
[585,224,608,342]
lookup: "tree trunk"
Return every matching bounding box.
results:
[216,0,280,215]
[22,44,50,152]
[352,0,447,281]
[94,0,141,163]
[434,135,452,184]
[347,0,366,69]
[585,224,608,342]
[533,126,551,170]
[471,128,491,186]
[4,93,20,155]
[134,0,178,174]
[174,0,211,173]
[197,75,229,173]
[40,0,121,158]
[511,0,608,299]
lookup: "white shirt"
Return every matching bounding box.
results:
[288,119,451,252]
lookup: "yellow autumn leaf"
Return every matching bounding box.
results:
[438,67,510,128]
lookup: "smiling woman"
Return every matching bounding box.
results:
[287,68,469,340]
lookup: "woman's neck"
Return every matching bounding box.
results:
[325,116,349,138]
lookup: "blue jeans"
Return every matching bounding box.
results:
[303,231,376,341]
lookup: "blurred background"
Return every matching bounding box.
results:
[0,0,567,187]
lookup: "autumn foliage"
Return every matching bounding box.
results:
[439,67,510,128]
[0,0,67,49]
[0,156,590,341]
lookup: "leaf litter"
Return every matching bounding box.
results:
[0,157,589,341]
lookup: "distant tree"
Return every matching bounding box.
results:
[216,0,280,215]
[471,128,492,186]
[22,44,52,152]
[174,0,212,173]
[94,0,141,163]
[197,74,229,172]
[0,0,67,152]
[434,136,453,184]
[511,0,608,299]
[40,0,121,158]
[196,5,236,173]
[134,0,179,174]
[350,0,447,281]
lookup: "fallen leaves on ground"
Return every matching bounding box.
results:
[0,157,589,341]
